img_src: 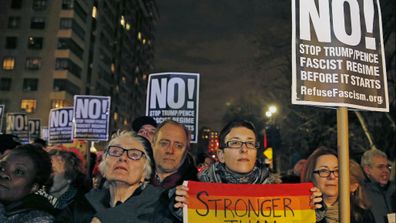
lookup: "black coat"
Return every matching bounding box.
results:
[55,184,177,223]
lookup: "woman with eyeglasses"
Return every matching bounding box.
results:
[173,119,324,221]
[301,147,375,223]
[56,131,175,223]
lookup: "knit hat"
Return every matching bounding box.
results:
[132,116,157,132]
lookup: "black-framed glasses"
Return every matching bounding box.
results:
[224,140,259,149]
[106,146,146,161]
[313,169,339,178]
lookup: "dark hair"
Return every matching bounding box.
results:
[12,144,52,188]
[0,134,21,154]
[219,119,257,149]
[301,146,338,183]
[33,138,47,148]
[48,149,83,182]
[132,116,157,132]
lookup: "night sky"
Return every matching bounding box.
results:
[154,0,291,130]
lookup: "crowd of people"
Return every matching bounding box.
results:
[0,116,395,223]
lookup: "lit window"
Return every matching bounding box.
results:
[137,32,142,40]
[25,57,41,70]
[2,57,15,70]
[92,6,97,18]
[21,99,37,113]
[123,119,128,126]
[113,112,118,121]
[51,99,71,108]
[23,78,38,91]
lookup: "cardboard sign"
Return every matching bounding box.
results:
[146,73,200,143]
[48,107,73,144]
[28,118,41,140]
[292,0,388,112]
[73,95,111,141]
[184,181,315,223]
[6,113,29,144]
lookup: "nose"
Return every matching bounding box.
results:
[164,144,175,154]
[118,151,129,161]
[240,143,249,153]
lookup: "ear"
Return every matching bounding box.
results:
[350,182,359,193]
[363,165,370,175]
[217,149,225,163]
[31,183,40,193]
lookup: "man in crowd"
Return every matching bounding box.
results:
[151,120,197,189]
[361,149,395,223]
[132,116,157,142]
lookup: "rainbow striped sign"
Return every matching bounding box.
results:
[183,181,316,223]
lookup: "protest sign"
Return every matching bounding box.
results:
[292,0,388,112]
[0,104,4,131]
[146,72,200,143]
[73,95,111,141]
[184,181,315,223]
[6,113,29,144]
[28,118,41,140]
[48,107,73,144]
[41,126,49,141]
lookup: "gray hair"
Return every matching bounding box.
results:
[360,149,388,168]
[99,130,152,181]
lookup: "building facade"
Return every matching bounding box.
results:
[0,0,158,136]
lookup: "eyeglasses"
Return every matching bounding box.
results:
[373,164,391,171]
[106,146,146,160]
[313,169,339,178]
[224,140,259,149]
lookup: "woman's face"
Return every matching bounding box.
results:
[218,127,257,173]
[51,155,65,176]
[104,137,146,185]
[313,154,338,202]
[0,151,37,203]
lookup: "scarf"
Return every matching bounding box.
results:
[198,162,279,184]
[325,201,339,223]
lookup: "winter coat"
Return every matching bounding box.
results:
[151,153,198,189]
[55,184,176,223]
[362,180,396,223]
[0,193,55,223]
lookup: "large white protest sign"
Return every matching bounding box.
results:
[73,95,111,141]
[146,73,200,143]
[0,104,4,132]
[292,0,388,111]
[48,107,73,144]
[6,113,29,144]
[28,119,41,141]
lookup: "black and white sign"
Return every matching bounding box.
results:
[41,126,48,141]
[28,119,41,141]
[292,0,388,112]
[0,104,4,132]
[73,95,111,141]
[48,107,73,144]
[146,72,200,143]
[6,113,29,144]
